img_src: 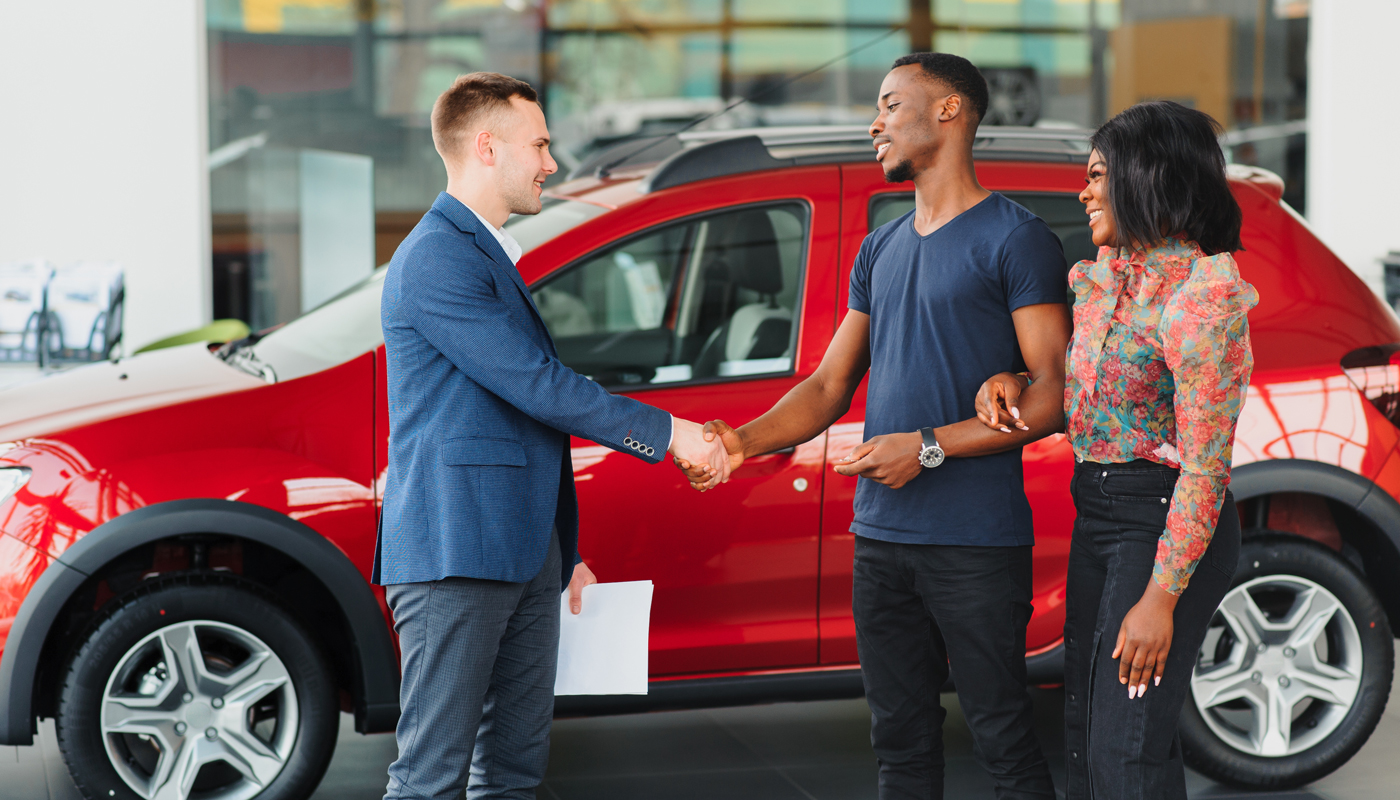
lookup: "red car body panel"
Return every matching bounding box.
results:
[3,153,1399,701]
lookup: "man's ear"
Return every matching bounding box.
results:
[938,93,964,123]
[473,130,497,167]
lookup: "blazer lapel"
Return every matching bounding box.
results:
[431,193,555,351]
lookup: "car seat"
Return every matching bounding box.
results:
[692,210,792,378]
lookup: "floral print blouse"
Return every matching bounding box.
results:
[1065,237,1258,595]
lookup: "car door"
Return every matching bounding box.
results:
[819,164,1094,664]
[532,169,840,676]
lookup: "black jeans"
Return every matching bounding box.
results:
[1064,460,1240,800]
[853,535,1056,800]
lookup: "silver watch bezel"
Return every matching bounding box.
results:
[919,443,945,468]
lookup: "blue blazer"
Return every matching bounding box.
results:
[374,192,672,588]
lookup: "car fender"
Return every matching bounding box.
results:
[1231,459,1400,532]
[1231,458,1400,622]
[0,498,398,746]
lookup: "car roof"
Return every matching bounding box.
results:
[548,124,1287,211]
[551,124,1095,203]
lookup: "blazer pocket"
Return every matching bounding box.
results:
[442,437,527,467]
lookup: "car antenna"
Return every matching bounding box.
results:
[594,26,901,179]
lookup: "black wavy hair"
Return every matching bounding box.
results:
[1090,101,1242,255]
[891,52,989,125]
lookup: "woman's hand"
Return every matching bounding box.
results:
[975,372,1031,433]
[1113,582,1179,698]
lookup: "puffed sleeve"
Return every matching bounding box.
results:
[1154,252,1258,594]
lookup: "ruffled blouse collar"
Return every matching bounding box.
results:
[1071,236,1204,308]
[1068,236,1205,400]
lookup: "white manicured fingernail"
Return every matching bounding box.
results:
[1011,407,1020,418]
[1128,684,1136,699]
[1139,683,1147,696]
[1000,426,1011,433]
[1154,677,1161,686]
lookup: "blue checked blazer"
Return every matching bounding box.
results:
[374,192,673,588]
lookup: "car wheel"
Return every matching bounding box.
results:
[56,575,339,800]
[1180,534,1394,789]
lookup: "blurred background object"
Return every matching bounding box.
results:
[133,318,252,354]
[0,261,123,368]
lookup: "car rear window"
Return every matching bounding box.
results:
[868,192,1097,270]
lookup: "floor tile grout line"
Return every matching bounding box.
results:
[705,709,822,800]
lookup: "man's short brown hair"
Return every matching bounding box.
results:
[431,72,539,165]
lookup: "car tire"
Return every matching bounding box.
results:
[1180,534,1393,789]
[55,574,339,800]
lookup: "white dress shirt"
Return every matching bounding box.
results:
[465,204,524,265]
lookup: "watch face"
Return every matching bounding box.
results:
[920,446,945,468]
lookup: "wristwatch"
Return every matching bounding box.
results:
[918,427,945,468]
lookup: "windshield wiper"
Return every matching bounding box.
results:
[216,331,278,383]
[216,329,269,360]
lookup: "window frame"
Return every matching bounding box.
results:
[868,190,1092,235]
[530,198,813,392]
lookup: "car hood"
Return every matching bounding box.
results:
[0,344,266,444]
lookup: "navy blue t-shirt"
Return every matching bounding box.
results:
[847,192,1067,546]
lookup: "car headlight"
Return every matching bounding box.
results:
[0,467,31,506]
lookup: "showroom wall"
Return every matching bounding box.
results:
[1307,0,1400,295]
[0,1,210,353]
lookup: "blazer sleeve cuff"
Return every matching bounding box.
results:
[622,403,673,465]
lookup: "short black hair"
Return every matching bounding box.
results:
[1090,101,1242,255]
[890,52,989,125]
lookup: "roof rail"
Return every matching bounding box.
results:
[579,124,1094,192]
[643,136,794,193]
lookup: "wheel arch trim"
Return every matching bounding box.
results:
[1230,459,1400,532]
[0,498,399,746]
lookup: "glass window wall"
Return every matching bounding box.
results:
[206,0,1309,328]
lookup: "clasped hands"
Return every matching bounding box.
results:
[667,417,740,490]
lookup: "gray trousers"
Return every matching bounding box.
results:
[384,533,562,800]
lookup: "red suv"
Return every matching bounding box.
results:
[1,127,1396,800]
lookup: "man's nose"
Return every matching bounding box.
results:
[869,118,883,138]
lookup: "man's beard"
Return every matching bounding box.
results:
[499,160,543,216]
[884,158,916,184]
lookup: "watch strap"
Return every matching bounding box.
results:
[919,427,939,450]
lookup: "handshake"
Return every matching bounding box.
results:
[666,418,744,491]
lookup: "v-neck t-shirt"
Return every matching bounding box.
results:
[846,192,1068,546]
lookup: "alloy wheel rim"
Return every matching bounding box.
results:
[100,620,299,800]
[1191,575,1363,757]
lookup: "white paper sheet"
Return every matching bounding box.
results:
[554,580,654,695]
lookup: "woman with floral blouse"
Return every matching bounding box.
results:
[976,101,1257,799]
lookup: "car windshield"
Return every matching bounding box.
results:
[221,198,607,383]
[226,268,388,383]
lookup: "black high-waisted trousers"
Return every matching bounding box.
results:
[1064,459,1241,800]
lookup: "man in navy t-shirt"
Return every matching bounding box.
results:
[679,54,1072,799]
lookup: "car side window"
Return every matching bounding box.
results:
[533,202,808,388]
[869,192,1098,270]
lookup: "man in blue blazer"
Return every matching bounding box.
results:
[375,73,729,800]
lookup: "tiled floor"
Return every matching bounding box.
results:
[5,681,1396,800]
